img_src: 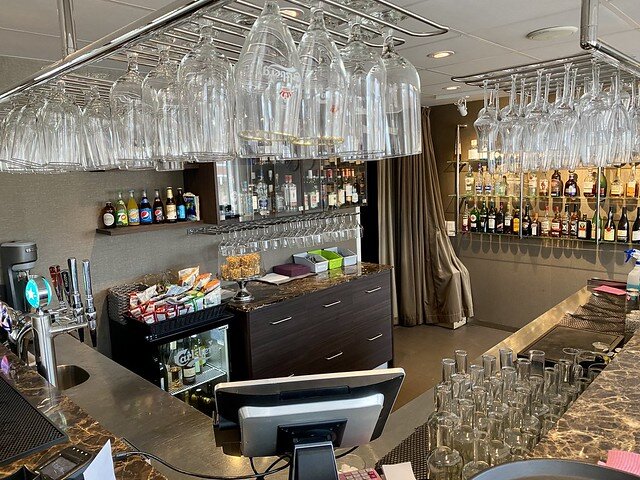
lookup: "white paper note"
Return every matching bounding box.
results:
[381,462,417,480]
[83,440,116,480]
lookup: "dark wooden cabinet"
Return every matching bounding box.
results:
[230,270,393,380]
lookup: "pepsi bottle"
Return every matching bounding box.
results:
[139,190,153,224]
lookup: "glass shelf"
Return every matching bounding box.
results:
[168,362,227,396]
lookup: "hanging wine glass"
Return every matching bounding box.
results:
[11,92,46,170]
[581,60,609,167]
[1,101,26,172]
[235,0,302,159]
[541,72,558,171]
[486,84,501,174]
[339,21,387,161]
[608,70,632,166]
[498,75,520,173]
[82,86,117,171]
[110,51,152,169]
[630,81,640,163]
[521,70,549,172]
[294,7,347,159]
[473,80,494,159]
[178,24,235,162]
[142,45,183,166]
[380,27,421,158]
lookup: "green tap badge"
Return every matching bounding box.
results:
[25,276,52,310]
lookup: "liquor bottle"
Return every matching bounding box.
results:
[165,187,177,223]
[561,205,570,237]
[495,175,506,197]
[591,210,602,241]
[610,168,623,198]
[487,201,496,234]
[564,171,578,198]
[551,207,561,238]
[308,170,320,210]
[569,204,579,238]
[469,202,478,233]
[325,169,337,209]
[531,212,540,237]
[617,207,629,243]
[599,171,608,197]
[285,175,298,211]
[577,214,591,240]
[274,174,286,212]
[351,169,360,205]
[496,202,505,234]
[257,174,269,215]
[627,166,638,198]
[550,170,563,197]
[522,204,531,236]
[633,207,640,244]
[152,189,165,223]
[268,169,275,210]
[583,169,596,198]
[116,192,129,227]
[176,187,187,222]
[528,172,537,198]
[249,172,258,213]
[479,200,488,233]
[336,169,346,207]
[484,172,493,196]
[102,202,116,229]
[539,171,550,197]
[603,207,616,242]
[127,190,140,226]
[475,166,483,195]
[512,208,520,236]
[541,206,551,237]
[461,201,470,233]
[344,169,354,206]
[464,165,474,195]
[504,204,513,235]
[139,189,153,224]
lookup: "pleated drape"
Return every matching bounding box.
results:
[378,107,474,326]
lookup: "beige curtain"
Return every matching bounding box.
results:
[378,107,474,326]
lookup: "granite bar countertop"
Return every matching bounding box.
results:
[227,262,392,312]
[0,344,166,480]
[533,329,640,462]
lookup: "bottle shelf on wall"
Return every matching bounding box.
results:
[96,221,202,236]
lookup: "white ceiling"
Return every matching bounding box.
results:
[0,0,639,105]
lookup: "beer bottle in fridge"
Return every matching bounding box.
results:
[165,187,177,223]
[153,189,165,224]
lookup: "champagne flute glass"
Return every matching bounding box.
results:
[82,85,117,171]
[607,71,632,166]
[474,80,494,155]
[142,45,183,164]
[178,24,235,161]
[581,60,609,167]
[235,0,302,159]
[630,81,640,162]
[551,64,578,170]
[380,27,421,157]
[522,70,550,173]
[486,85,501,174]
[498,75,520,174]
[294,7,347,159]
[339,21,386,161]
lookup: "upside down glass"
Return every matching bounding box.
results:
[82,86,117,171]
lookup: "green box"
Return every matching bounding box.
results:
[308,249,343,270]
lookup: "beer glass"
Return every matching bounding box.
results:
[294,7,347,159]
[234,0,302,159]
[339,22,386,161]
[178,25,235,162]
[11,93,45,169]
[82,86,117,170]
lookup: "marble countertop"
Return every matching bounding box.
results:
[0,344,166,480]
[533,328,640,461]
[227,262,392,312]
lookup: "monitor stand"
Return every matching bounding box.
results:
[289,441,339,480]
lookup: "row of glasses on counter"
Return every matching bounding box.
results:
[473,59,640,174]
[217,213,363,257]
[0,1,422,174]
[427,347,610,480]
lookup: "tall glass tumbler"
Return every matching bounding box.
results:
[82,86,117,171]
[528,349,545,378]
[235,0,302,159]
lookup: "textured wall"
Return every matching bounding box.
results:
[430,102,628,330]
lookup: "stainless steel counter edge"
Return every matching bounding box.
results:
[54,287,591,477]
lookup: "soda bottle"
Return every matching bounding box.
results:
[176,187,186,222]
[101,202,116,229]
[127,190,140,226]
[115,192,129,227]
[139,190,153,225]
[153,189,165,224]
[165,187,177,223]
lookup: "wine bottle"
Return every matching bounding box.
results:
[617,207,629,243]
[632,207,640,244]
[603,207,616,242]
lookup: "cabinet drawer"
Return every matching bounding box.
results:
[351,271,391,306]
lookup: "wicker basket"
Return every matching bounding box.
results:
[107,283,148,325]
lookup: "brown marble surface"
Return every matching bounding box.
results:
[0,345,166,480]
[533,330,640,462]
[227,262,392,312]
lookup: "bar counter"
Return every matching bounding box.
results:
[3,285,631,479]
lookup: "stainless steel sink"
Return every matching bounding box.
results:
[56,364,90,390]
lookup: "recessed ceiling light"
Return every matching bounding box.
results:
[444,86,460,91]
[428,50,455,59]
[281,8,303,18]
[526,26,578,41]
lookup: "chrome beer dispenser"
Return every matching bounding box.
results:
[1,241,37,310]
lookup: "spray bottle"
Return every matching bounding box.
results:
[625,249,640,291]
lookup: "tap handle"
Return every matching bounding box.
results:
[68,258,80,296]
[82,260,93,298]
[89,329,97,348]
[48,265,64,304]
[61,270,71,304]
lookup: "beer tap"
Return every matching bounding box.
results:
[61,270,71,307]
[82,259,97,347]
[67,258,86,343]
[48,265,66,309]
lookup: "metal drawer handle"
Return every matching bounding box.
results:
[270,316,292,325]
[367,333,383,342]
[365,286,382,294]
[323,300,342,308]
[325,352,343,361]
